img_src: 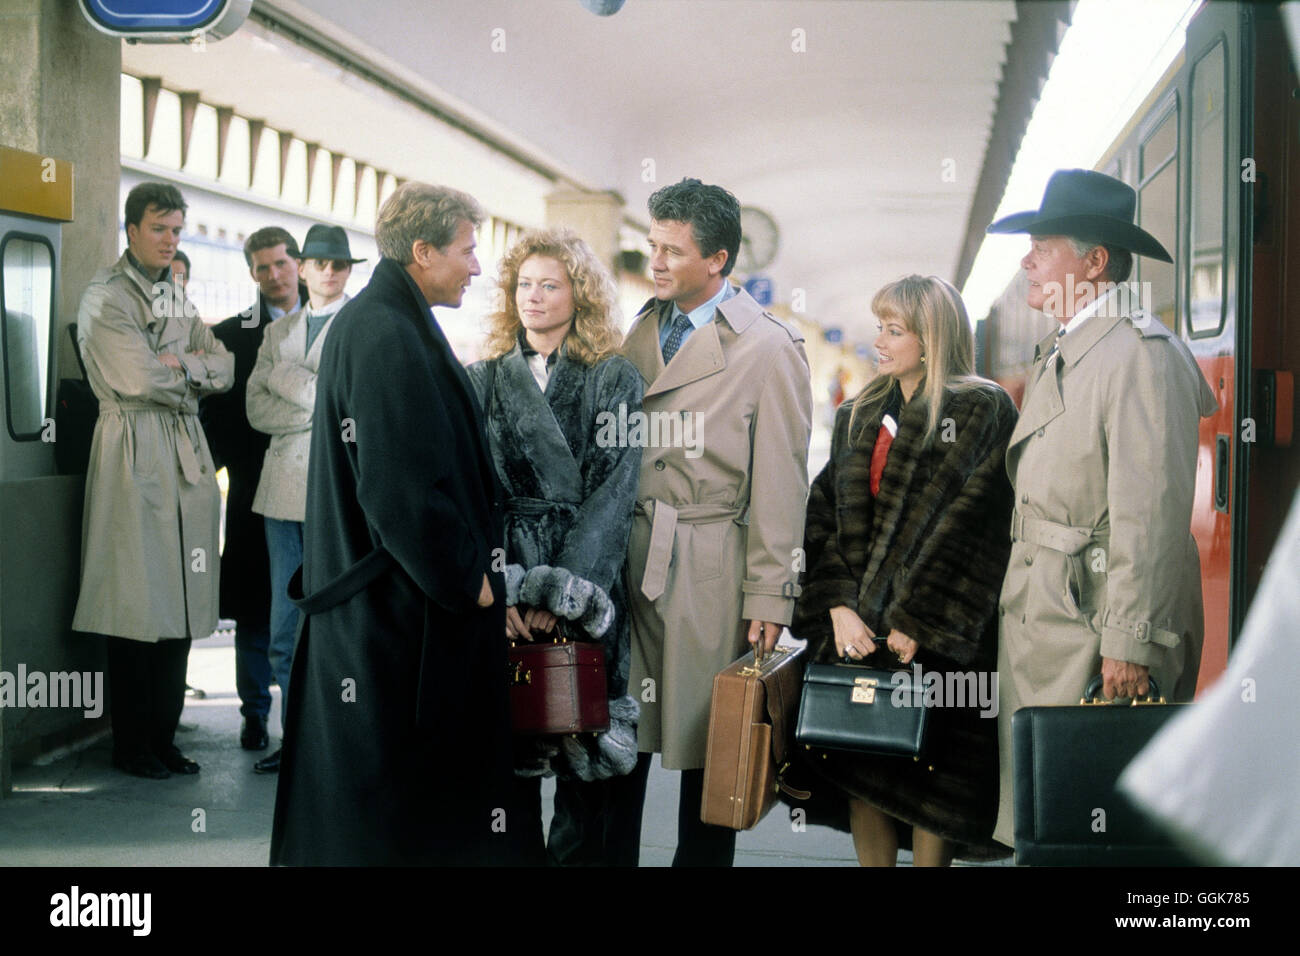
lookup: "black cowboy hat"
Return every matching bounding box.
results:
[986,168,1172,262]
[292,224,366,263]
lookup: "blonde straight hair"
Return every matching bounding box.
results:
[848,275,992,445]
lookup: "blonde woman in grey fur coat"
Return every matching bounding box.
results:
[467,228,643,866]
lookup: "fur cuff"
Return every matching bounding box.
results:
[503,564,527,607]
[559,695,640,782]
[517,565,615,639]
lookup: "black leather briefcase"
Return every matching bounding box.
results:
[795,651,930,759]
[1012,677,1199,866]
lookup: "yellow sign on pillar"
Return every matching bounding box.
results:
[0,146,75,222]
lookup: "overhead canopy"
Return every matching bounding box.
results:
[124,0,1068,343]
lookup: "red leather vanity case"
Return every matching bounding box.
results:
[508,637,610,735]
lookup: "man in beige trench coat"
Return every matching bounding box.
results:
[986,169,1217,848]
[610,178,812,866]
[72,182,233,779]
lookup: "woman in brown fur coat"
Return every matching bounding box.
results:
[792,275,1017,865]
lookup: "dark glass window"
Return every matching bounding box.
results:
[1188,41,1227,337]
[1,234,55,440]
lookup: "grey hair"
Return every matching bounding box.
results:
[1066,237,1132,283]
[375,182,484,264]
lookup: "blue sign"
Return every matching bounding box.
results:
[823,328,844,345]
[80,0,249,37]
[744,277,773,307]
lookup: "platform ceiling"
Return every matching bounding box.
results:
[124,0,1023,343]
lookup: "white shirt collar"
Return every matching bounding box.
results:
[673,280,735,329]
[1061,285,1118,336]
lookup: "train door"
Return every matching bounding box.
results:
[1177,1,1252,688]
[0,147,91,793]
[1243,5,1300,621]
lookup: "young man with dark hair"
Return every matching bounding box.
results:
[612,178,813,865]
[200,225,307,754]
[73,181,233,779]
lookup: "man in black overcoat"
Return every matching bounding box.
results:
[201,227,306,753]
[270,183,511,866]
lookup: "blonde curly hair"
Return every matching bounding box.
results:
[481,227,621,366]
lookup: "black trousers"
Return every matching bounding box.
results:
[605,752,737,867]
[509,774,626,866]
[104,635,191,760]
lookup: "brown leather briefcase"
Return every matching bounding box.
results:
[508,634,610,735]
[701,642,808,830]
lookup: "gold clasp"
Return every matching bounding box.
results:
[851,677,878,704]
[510,663,532,686]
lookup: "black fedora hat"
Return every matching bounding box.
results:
[986,169,1172,262]
[293,224,366,263]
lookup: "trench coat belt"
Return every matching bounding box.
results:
[1009,510,1093,556]
[635,499,748,602]
[98,397,204,485]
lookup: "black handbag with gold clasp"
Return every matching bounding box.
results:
[795,638,931,760]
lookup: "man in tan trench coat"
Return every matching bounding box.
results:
[986,170,1217,848]
[611,178,812,866]
[72,182,233,779]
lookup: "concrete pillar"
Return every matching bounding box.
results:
[544,189,624,273]
[0,0,121,378]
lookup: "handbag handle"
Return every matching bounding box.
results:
[839,636,894,663]
[509,618,587,646]
[1081,674,1164,705]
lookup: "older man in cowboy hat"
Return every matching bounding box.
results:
[246,223,365,773]
[987,169,1217,848]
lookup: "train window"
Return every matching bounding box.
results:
[1188,41,1227,338]
[1139,108,1178,330]
[1,234,55,441]
[1141,109,1178,173]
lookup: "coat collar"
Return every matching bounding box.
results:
[850,387,929,588]
[491,346,584,498]
[1008,284,1144,450]
[112,250,168,302]
[623,286,761,399]
[1056,284,1135,371]
[281,299,344,367]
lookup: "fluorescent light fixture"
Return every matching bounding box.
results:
[962,0,1200,321]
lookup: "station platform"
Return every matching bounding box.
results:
[0,631,1007,868]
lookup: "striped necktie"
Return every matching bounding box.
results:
[662,312,692,364]
[1044,325,1067,366]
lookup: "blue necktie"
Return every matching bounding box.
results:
[662,312,692,364]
